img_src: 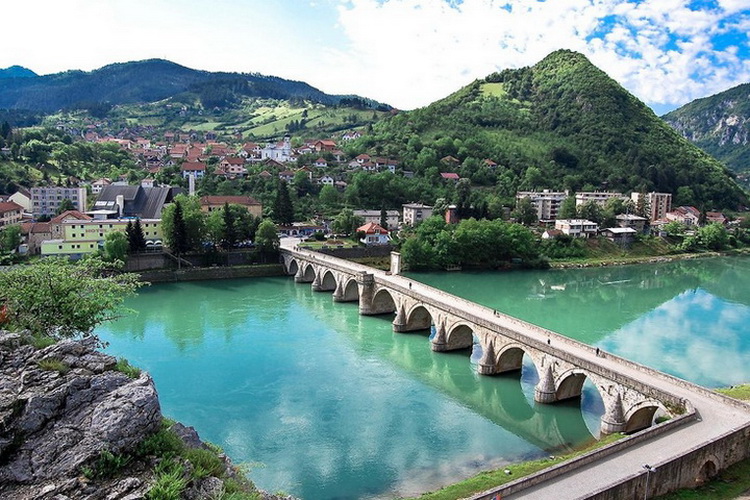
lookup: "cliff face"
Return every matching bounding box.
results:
[0,333,286,500]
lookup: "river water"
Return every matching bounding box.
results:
[95,256,750,499]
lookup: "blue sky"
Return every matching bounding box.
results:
[2,0,749,113]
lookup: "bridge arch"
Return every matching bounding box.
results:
[296,263,315,283]
[335,277,359,302]
[624,400,662,433]
[404,304,434,331]
[319,270,337,291]
[555,369,590,401]
[445,322,475,351]
[369,288,397,315]
[695,456,721,485]
[495,344,528,374]
[286,259,299,276]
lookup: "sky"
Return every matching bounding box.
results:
[1,0,749,114]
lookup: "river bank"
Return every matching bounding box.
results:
[548,247,750,269]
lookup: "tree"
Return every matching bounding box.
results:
[255,219,279,258]
[55,198,76,215]
[512,197,537,226]
[273,180,294,225]
[380,206,388,230]
[332,208,364,236]
[161,195,205,253]
[318,184,340,209]
[696,223,729,251]
[126,219,146,253]
[102,231,129,262]
[222,202,238,248]
[0,225,22,253]
[559,196,577,219]
[165,199,189,255]
[0,257,142,339]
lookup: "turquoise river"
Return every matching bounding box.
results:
[95,256,750,499]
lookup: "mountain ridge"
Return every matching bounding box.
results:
[0,58,390,112]
[662,82,750,173]
[0,65,37,79]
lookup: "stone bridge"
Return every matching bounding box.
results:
[279,247,750,499]
[281,248,684,436]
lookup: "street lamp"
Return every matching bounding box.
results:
[643,464,656,500]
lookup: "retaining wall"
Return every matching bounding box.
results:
[138,264,285,283]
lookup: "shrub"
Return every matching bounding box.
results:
[185,447,225,480]
[37,358,70,375]
[146,458,187,500]
[115,358,141,379]
[136,421,185,458]
[81,450,132,479]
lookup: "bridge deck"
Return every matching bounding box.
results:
[281,248,750,499]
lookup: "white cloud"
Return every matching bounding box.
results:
[322,0,750,110]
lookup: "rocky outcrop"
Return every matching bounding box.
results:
[0,332,161,499]
[0,332,293,500]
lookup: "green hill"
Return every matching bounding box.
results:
[362,49,746,210]
[0,66,37,79]
[662,83,750,174]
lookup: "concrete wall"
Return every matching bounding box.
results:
[138,264,285,283]
[315,245,393,259]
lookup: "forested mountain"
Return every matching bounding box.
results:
[360,49,746,210]
[0,66,37,79]
[662,83,750,173]
[0,59,388,112]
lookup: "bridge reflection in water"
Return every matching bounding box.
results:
[281,248,684,439]
[290,280,599,452]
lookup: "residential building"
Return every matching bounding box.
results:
[357,222,390,246]
[41,218,163,259]
[602,227,637,245]
[199,195,262,218]
[631,192,672,222]
[0,201,23,227]
[313,157,328,168]
[402,203,433,226]
[516,190,568,222]
[440,172,460,181]
[19,221,52,255]
[706,212,727,225]
[91,178,112,194]
[666,206,701,226]
[30,186,88,218]
[555,219,599,238]
[181,161,206,179]
[353,209,400,229]
[261,136,293,162]
[575,191,624,207]
[313,140,337,152]
[217,157,247,178]
[9,187,32,212]
[615,214,648,233]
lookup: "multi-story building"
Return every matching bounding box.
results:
[41,218,163,259]
[30,187,87,218]
[353,209,400,229]
[199,195,263,218]
[555,219,599,238]
[631,192,672,221]
[402,203,433,226]
[515,190,567,221]
[615,214,648,233]
[575,191,624,207]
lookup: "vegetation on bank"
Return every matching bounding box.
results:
[716,384,750,401]
[403,433,624,500]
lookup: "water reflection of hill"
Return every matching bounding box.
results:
[409,257,750,344]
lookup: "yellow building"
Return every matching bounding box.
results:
[41,219,162,258]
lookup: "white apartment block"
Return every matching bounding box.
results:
[516,190,567,221]
[555,219,599,238]
[354,209,400,229]
[575,191,625,207]
[31,187,87,218]
[631,192,672,221]
[402,203,433,226]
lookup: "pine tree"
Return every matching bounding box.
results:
[170,201,189,256]
[380,205,388,230]
[273,180,294,226]
[128,218,146,252]
[222,202,238,248]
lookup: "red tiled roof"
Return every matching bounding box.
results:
[200,195,260,206]
[50,211,92,223]
[181,162,206,171]
[440,172,460,180]
[0,201,23,214]
[357,222,389,234]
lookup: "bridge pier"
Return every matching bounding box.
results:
[535,365,558,404]
[430,323,448,351]
[332,281,344,301]
[600,393,627,434]
[311,273,322,292]
[393,305,408,332]
[357,272,376,315]
[477,340,497,375]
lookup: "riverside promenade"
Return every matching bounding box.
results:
[281,242,750,499]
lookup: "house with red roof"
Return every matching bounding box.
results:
[440,172,460,181]
[181,161,207,179]
[199,196,262,218]
[0,201,23,228]
[357,222,390,246]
